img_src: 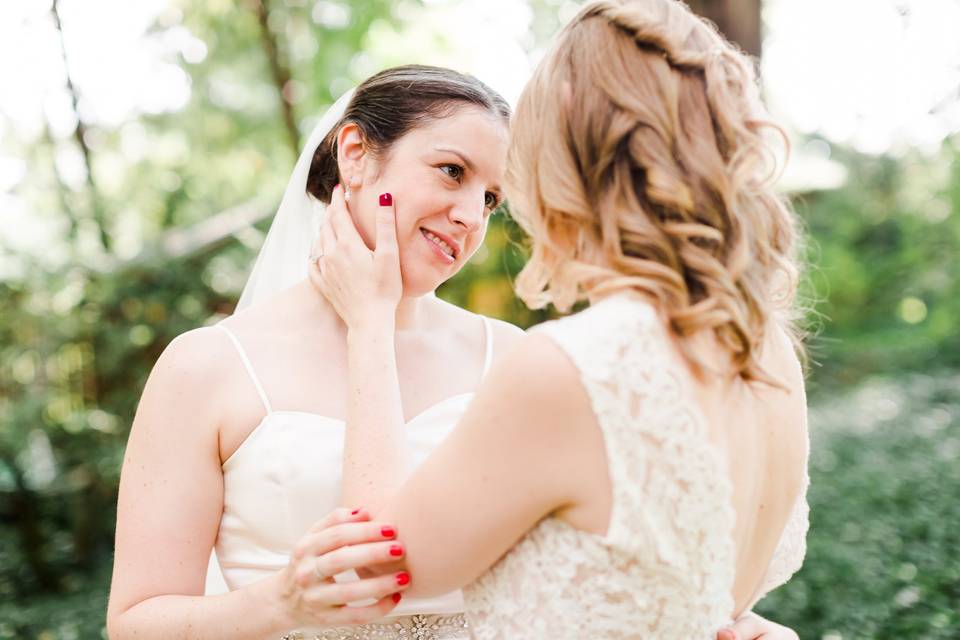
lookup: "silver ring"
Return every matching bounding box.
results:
[308,250,324,262]
[314,556,326,580]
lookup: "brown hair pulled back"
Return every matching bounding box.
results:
[508,0,804,385]
[306,64,510,203]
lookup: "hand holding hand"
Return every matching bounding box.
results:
[716,611,799,640]
[272,507,411,628]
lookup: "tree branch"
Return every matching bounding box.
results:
[252,0,301,156]
[51,0,111,252]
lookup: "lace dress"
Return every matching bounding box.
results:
[463,294,809,639]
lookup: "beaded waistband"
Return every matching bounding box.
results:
[282,613,471,640]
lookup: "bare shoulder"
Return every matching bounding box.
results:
[762,320,807,400]
[485,316,526,358]
[136,325,236,436]
[481,331,585,418]
[153,325,232,384]
[429,296,525,357]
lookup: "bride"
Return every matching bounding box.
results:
[310,0,809,638]
[107,38,799,640]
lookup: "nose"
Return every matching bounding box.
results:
[449,190,485,233]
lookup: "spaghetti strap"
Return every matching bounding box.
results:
[215,323,273,415]
[480,315,494,377]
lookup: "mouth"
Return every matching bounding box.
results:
[420,227,460,262]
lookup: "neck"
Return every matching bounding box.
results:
[295,279,431,332]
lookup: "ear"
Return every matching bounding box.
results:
[336,122,367,189]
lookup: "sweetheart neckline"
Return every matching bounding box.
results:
[221,391,475,468]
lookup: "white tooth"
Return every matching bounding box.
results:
[424,230,454,257]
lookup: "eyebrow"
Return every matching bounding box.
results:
[434,145,502,194]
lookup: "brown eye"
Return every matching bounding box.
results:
[484,192,499,211]
[440,164,464,181]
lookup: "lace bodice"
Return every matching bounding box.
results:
[462,295,809,639]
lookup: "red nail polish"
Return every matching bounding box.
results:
[389,544,403,557]
[351,508,361,515]
[381,526,396,538]
[392,593,402,603]
[379,192,392,206]
[396,572,410,586]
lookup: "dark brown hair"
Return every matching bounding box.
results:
[306,64,511,203]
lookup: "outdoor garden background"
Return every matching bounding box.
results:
[1,0,958,638]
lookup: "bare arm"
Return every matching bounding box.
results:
[312,185,410,513]
[310,190,797,640]
[107,329,407,639]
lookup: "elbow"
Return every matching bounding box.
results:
[105,614,125,640]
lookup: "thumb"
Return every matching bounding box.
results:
[374,192,399,259]
[717,629,738,640]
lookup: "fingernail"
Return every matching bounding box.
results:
[396,572,410,586]
[381,526,396,538]
[379,192,392,206]
[351,508,362,515]
[392,593,402,603]
[389,544,404,557]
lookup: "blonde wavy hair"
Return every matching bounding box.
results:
[507,0,803,385]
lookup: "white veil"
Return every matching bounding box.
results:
[236,88,356,310]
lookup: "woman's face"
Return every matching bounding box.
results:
[341,106,508,297]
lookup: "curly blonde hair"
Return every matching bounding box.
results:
[508,0,803,385]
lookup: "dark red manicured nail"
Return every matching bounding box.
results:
[392,593,402,603]
[379,192,392,206]
[351,508,361,515]
[389,544,404,557]
[396,572,410,586]
[381,526,396,538]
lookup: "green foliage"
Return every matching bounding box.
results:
[798,140,960,391]
[756,373,960,638]
[2,0,960,636]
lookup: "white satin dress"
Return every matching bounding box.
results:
[206,317,495,640]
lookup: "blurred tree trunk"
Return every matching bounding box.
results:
[687,0,762,58]
[51,0,111,253]
[0,452,58,592]
[252,0,301,156]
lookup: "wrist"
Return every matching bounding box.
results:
[347,317,396,340]
[257,571,296,634]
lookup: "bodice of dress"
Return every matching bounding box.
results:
[462,294,809,639]
[211,317,494,621]
[216,400,472,616]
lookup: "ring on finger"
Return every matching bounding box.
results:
[308,249,325,262]
[314,556,326,580]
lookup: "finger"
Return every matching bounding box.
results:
[717,628,739,640]
[320,214,337,259]
[311,592,403,627]
[305,507,369,537]
[295,521,398,561]
[329,184,362,248]
[374,192,399,259]
[728,612,774,640]
[304,571,411,608]
[314,540,405,578]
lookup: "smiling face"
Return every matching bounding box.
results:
[338,106,509,297]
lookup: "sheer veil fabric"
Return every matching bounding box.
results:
[236,88,355,311]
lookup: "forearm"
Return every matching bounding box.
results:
[108,573,290,640]
[341,323,411,513]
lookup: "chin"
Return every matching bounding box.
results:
[400,264,456,298]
